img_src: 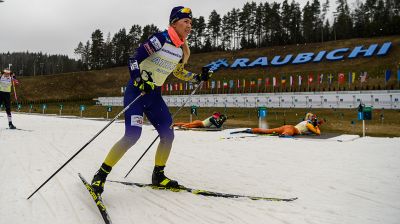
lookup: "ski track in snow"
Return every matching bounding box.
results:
[1,113,400,224]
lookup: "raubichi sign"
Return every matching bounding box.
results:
[204,42,392,71]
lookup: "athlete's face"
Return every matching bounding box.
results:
[172,18,192,40]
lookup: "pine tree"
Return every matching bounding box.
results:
[289,0,303,44]
[139,24,160,43]
[103,32,113,68]
[90,29,105,69]
[207,10,222,49]
[333,0,353,40]
[281,0,292,44]
[128,25,142,54]
[270,2,283,45]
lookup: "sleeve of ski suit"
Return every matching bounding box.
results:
[306,122,321,135]
[127,33,166,82]
[172,63,198,82]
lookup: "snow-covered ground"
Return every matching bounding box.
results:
[1,113,399,224]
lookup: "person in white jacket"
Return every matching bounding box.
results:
[0,69,16,129]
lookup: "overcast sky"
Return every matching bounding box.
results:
[0,0,355,59]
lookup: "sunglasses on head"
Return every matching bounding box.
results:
[180,8,191,14]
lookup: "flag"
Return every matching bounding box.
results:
[211,80,215,89]
[360,72,367,83]
[237,79,240,88]
[174,83,178,91]
[169,83,173,91]
[281,76,286,86]
[179,83,183,91]
[250,80,256,87]
[298,75,302,86]
[318,74,323,84]
[242,79,246,88]
[200,81,205,90]
[308,73,314,84]
[289,75,293,86]
[348,72,356,84]
[223,81,228,88]
[338,73,345,84]
[328,74,333,85]
[265,77,270,87]
[348,72,352,84]
[217,80,221,89]
[207,81,210,89]
[257,78,262,87]
[229,80,234,88]
[385,69,391,82]
[189,82,193,90]
[273,77,277,87]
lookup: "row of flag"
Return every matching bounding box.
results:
[162,70,400,92]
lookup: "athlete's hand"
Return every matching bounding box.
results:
[138,79,155,93]
[195,67,213,83]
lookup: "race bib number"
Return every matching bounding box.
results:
[130,115,143,127]
[150,36,162,50]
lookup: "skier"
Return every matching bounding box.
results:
[173,112,227,128]
[91,6,212,195]
[0,69,17,129]
[239,114,324,136]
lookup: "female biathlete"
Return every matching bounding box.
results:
[0,69,17,129]
[90,6,213,195]
[240,114,324,136]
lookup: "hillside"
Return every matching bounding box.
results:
[16,35,400,102]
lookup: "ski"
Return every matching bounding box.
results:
[109,180,297,202]
[176,127,223,131]
[6,127,33,131]
[78,173,112,224]
[220,135,258,140]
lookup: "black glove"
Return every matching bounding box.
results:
[138,79,155,93]
[136,70,155,93]
[195,67,213,83]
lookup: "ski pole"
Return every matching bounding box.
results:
[27,93,144,200]
[124,81,204,178]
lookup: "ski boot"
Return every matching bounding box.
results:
[152,166,179,188]
[8,122,16,129]
[91,163,112,195]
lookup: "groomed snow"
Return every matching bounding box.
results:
[1,113,399,224]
